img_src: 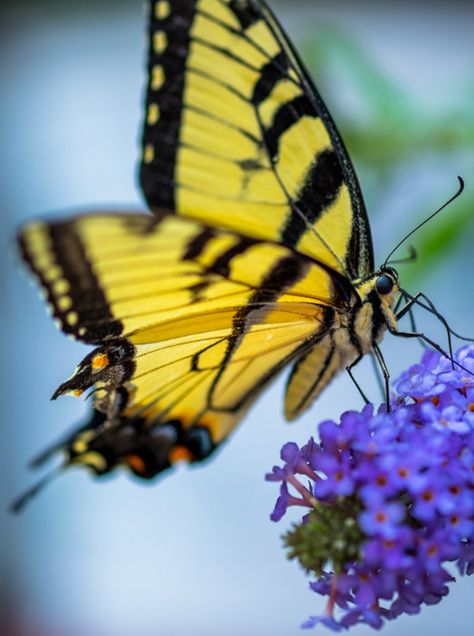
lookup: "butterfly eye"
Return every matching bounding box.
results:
[376,274,394,295]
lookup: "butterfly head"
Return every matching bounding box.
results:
[353,267,400,343]
[371,266,401,334]
[355,266,399,304]
[375,265,399,297]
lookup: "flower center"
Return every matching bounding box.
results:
[427,545,438,557]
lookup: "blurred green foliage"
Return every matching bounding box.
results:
[301,27,474,286]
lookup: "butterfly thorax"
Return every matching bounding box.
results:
[283,268,399,420]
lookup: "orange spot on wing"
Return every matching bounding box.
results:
[73,389,84,397]
[125,454,146,474]
[169,446,193,464]
[92,353,109,370]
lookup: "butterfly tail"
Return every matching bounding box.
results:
[11,406,219,512]
[10,466,65,514]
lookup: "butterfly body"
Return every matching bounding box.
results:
[284,272,399,419]
[15,0,402,501]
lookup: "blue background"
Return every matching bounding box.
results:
[1,1,474,635]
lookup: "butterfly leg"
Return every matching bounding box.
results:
[412,290,474,346]
[402,291,456,360]
[372,342,391,411]
[395,291,426,349]
[396,291,455,365]
[345,355,370,405]
[395,291,422,321]
[370,352,386,400]
[393,292,405,315]
[388,326,474,378]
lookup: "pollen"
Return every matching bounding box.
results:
[91,352,109,370]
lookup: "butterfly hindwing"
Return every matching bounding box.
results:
[19,212,340,477]
[284,331,340,421]
[140,0,374,278]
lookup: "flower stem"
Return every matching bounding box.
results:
[287,474,318,507]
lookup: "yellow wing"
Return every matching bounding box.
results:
[18,212,344,479]
[285,332,344,421]
[140,0,374,279]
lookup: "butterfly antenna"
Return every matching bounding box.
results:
[383,177,465,267]
[10,465,65,514]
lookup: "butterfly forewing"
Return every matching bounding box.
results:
[140,0,374,278]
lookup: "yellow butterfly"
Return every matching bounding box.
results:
[16,0,447,508]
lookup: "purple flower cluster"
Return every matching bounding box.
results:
[266,346,474,631]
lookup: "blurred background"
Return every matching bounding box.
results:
[1,1,473,635]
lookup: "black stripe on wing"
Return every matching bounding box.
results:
[256,0,374,276]
[140,0,197,209]
[140,0,374,280]
[18,222,123,344]
[208,253,309,412]
[280,149,344,247]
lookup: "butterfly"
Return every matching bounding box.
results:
[15,0,412,508]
